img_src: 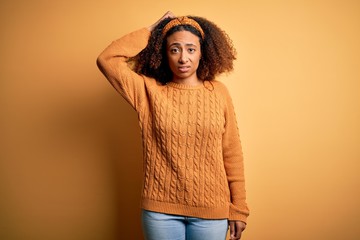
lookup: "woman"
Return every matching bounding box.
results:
[97,11,249,240]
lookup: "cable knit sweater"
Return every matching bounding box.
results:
[97,28,249,222]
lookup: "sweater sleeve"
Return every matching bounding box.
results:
[221,85,250,223]
[96,28,151,111]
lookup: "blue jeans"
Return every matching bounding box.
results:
[141,210,228,240]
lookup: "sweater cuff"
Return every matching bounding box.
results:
[229,203,249,223]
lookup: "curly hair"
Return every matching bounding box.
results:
[131,16,236,84]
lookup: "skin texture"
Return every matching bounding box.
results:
[149,11,247,239]
[166,30,202,85]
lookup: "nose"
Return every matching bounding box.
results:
[178,52,188,63]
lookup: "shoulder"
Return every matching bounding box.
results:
[209,80,235,109]
[210,80,231,95]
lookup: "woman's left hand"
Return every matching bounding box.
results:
[229,220,246,240]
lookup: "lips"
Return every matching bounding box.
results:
[178,66,190,73]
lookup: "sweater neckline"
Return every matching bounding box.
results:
[166,81,205,90]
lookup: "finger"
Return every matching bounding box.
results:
[148,11,175,31]
[163,11,175,20]
[234,222,244,239]
[229,221,235,238]
[235,223,241,238]
[235,229,242,239]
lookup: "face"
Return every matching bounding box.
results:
[166,30,201,83]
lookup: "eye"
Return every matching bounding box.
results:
[188,48,196,53]
[170,47,180,54]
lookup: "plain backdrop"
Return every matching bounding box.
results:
[1,0,359,239]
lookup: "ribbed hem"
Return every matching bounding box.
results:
[166,81,205,90]
[228,205,249,222]
[141,198,229,220]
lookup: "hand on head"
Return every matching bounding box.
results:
[148,11,176,31]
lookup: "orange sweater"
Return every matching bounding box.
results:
[97,28,249,222]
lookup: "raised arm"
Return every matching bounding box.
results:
[96,11,175,111]
[96,28,150,111]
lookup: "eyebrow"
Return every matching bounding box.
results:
[168,43,198,48]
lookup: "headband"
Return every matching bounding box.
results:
[162,16,205,39]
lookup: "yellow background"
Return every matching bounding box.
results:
[1,0,359,239]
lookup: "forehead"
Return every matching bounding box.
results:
[166,30,200,46]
